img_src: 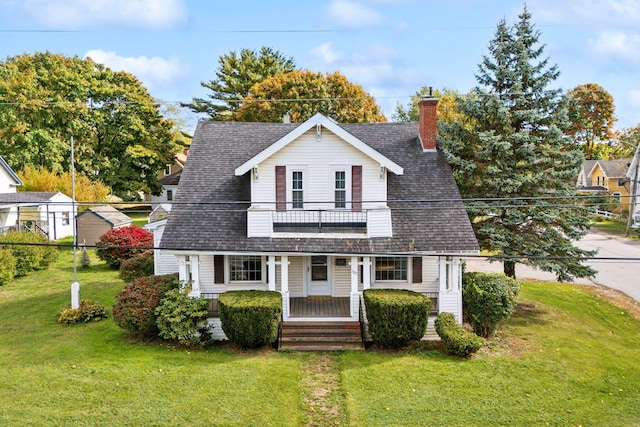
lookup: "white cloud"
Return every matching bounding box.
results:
[629,89,640,106]
[84,50,188,87]
[2,0,188,29]
[326,0,384,29]
[590,31,640,65]
[530,0,640,25]
[311,43,341,64]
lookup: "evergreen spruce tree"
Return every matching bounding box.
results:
[440,7,596,281]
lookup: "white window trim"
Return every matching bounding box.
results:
[287,166,307,210]
[164,164,171,176]
[329,165,351,210]
[372,256,410,284]
[226,255,266,284]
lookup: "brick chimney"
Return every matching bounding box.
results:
[419,93,438,152]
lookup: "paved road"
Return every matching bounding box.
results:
[466,231,640,302]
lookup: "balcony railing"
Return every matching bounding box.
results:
[246,206,392,237]
[272,210,367,232]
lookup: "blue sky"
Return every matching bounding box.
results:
[1,0,639,132]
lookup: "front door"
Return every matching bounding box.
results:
[307,255,331,295]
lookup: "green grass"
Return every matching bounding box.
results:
[339,282,640,426]
[593,218,637,237]
[0,249,304,426]
[126,211,149,227]
[2,251,640,426]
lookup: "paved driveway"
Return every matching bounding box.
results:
[466,231,640,303]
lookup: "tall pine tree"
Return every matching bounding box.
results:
[440,7,595,281]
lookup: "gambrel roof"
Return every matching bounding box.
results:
[161,116,479,254]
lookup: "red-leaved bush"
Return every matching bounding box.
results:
[96,225,153,268]
[112,273,180,336]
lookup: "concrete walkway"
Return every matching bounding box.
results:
[466,231,640,303]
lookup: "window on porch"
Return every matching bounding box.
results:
[229,255,263,282]
[375,257,407,281]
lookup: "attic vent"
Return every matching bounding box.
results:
[316,123,322,142]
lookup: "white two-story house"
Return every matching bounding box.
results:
[154,97,479,344]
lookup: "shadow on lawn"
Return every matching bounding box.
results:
[508,302,550,327]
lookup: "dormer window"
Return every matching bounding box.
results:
[292,170,304,209]
[335,171,346,208]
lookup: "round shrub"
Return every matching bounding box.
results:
[119,252,154,282]
[435,312,484,357]
[0,231,58,276]
[219,290,282,348]
[96,225,153,268]
[463,272,520,338]
[112,273,179,336]
[155,288,213,347]
[363,289,431,348]
[58,299,108,325]
[0,248,16,285]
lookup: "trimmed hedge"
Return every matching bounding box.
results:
[112,273,179,336]
[435,312,484,357]
[219,290,282,348]
[119,252,154,282]
[463,272,520,338]
[0,231,58,277]
[155,288,213,347]
[363,289,430,348]
[0,248,16,285]
[58,299,108,325]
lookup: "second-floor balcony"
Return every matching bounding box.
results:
[246,207,392,238]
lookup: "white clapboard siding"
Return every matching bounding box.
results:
[252,129,387,211]
[333,261,351,297]
[288,256,304,297]
[422,256,440,292]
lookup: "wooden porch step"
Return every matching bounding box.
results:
[279,321,364,352]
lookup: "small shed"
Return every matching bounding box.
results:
[76,205,132,246]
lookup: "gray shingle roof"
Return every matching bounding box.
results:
[76,205,132,226]
[160,119,479,254]
[159,170,182,186]
[0,192,59,204]
[595,158,632,178]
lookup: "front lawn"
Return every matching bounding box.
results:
[1,248,640,426]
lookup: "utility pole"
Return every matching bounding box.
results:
[626,141,640,236]
[70,136,79,309]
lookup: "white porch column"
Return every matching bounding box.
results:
[362,256,371,290]
[188,255,200,297]
[268,255,277,291]
[280,255,289,318]
[350,256,359,317]
[438,256,447,292]
[178,255,187,285]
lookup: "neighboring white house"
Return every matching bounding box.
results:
[150,97,479,345]
[150,171,181,209]
[0,157,76,240]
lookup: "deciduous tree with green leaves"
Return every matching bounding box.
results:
[236,70,386,123]
[182,47,296,120]
[567,83,616,159]
[440,7,595,281]
[393,87,468,127]
[0,52,176,199]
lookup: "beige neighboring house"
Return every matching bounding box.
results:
[147,149,188,208]
[76,205,132,246]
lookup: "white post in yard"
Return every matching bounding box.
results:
[70,136,80,309]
